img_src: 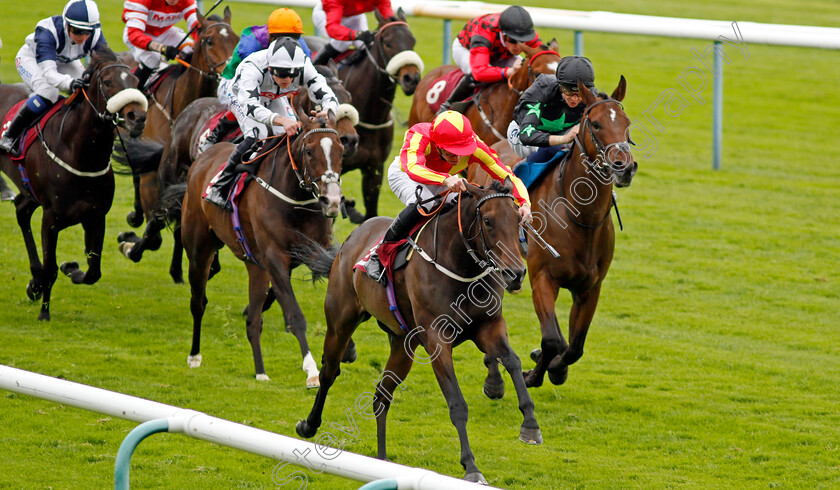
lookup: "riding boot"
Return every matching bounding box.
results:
[199,113,238,153]
[383,204,424,244]
[437,74,476,115]
[133,64,154,92]
[0,103,44,156]
[312,44,341,66]
[203,136,255,211]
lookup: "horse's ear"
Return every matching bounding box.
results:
[611,75,627,102]
[579,79,597,106]
[520,42,538,58]
[548,38,559,52]
[464,181,482,197]
[503,175,514,192]
[396,7,407,21]
[374,8,387,25]
[223,6,232,24]
[196,9,206,28]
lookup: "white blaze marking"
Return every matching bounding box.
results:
[610,108,616,122]
[120,72,128,81]
[220,28,229,37]
[320,137,333,171]
[547,61,558,72]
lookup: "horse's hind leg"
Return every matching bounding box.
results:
[525,272,566,388]
[61,214,106,285]
[360,165,383,220]
[482,353,505,399]
[244,263,271,380]
[185,230,216,368]
[551,285,603,384]
[475,321,542,445]
[127,174,144,227]
[169,224,184,283]
[373,333,417,461]
[36,211,62,321]
[14,194,44,301]
[121,216,165,263]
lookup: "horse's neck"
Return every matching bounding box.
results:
[418,205,486,276]
[172,68,215,117]
[56,102,114,165]
[478,83,517,132]
[561,144,614,227]
[349,56,397,124]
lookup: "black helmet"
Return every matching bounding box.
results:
[498,6,536,43]
[555,56,595,91]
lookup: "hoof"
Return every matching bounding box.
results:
[341,343,357,364]
[519,426,543,445]
[547,366,568,386]
[483,377,505,400]
[306,375,320,389]
[26,279,42,301]
[464,472,488,485]
[523,369,542,389]
[126,211,143,228]
[187,353,202,368]
[117,231,140,244]
[529,348,541,363]
[296,419,318,438]
[256,373,271,381]
[38,310,51,322]
[118,241,136,260]
[60,261,85,284]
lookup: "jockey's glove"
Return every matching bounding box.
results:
[69,78,88,92]
[355,30,375,47]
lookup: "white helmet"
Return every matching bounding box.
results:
[63,0,101,30]
[268,37,306,69]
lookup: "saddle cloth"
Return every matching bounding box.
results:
[352,217,431,284]
[426,69,468,114]
[194,110,243,156]
[1,98,66,161]
[513,148,570,190]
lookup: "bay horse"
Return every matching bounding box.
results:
[472,78,637,395]
[295,180,541,484]
[0,47,147,321]
[121,8,238,229]
[409,40,561,145]
[116,62,360,285]
[329,7,423,223]
[178,107,345,387]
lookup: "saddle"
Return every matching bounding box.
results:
[352,216,435,284]
[1,98,66,161]
[143,64,182,96]
[194,111,243,156]
[513,147,571,190]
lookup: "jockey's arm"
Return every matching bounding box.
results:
[33,29,73,91]
[302,61,339,117]
[468,44,508,83]
[472,140,531,209]
[399,132,451,186]
[322,0,355,41]
[235,62,275,126]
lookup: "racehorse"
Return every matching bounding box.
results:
[121,8,238,229]
[295,180,541,484]
[177,108,345,387]
[472,78,637,395]
[0,47,147,321]
[327,7,423,223]
[409,40,561,145]
[117,62,360,285]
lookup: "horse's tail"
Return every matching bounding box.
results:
[112,134,164,176]
[290,234,341,282]
[156,182,187,227]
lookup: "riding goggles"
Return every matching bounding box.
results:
[270,66,302,79]
[68,25,94,36]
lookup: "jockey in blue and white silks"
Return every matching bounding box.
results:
[0,0,107,154]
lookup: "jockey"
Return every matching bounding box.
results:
[122,0,200,90]
[382,111,532,247]
[310,0,393,66]
[437,5,541,114]
[203,37,340,210]
[202,8,312,152]
[0,0,107,156]
[508,56,595,162]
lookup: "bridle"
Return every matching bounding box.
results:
[459,190,519,271]
[365,21,411,83]
[192,22,234,80]
[574,98,632,181]
[508,49,561,96]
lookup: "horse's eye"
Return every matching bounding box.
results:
[304,146,312,155]
[383,41,391,49]
[103,80,112,87]
[206,38,213,47]
[483,217,492,226]
[592,121,601,131]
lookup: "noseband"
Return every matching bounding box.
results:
[575,98,632,180]
[195,22,234,80]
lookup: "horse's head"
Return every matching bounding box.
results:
[373,7,424,95]
[317,62,359,157]
[290,109,344,217]
[511,39,561,93]
[83,47,147,137]
[193,7,239,77]
[464,179,526,292]
[578,76,637,188]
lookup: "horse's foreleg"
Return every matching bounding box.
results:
[185,234,215,368]
[65,214,106,285]
[14,194,43,300]
[123,216,165,263]
[482,353,505,399]
[373,333,416,461]
[476,321,542,445]
[525,273,565,388]
[244,264,271,380]
[127,174,144,227]
[37,213,61,321]
[169,224,184,283]
[552,285,603,383]
[427,338,484,483]
[267,260,316,387]
[360,163,383,220]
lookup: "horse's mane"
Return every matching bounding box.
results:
[488,180,512,195]
[206,13,224,22]
[84,46,118,77]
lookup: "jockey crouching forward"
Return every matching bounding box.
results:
[203,37,339,211]
[0,0,106,155]
[382,111,532,249]
[311,0,392,65]
[122,0,200,89]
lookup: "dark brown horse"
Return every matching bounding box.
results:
[409,41,561,145]
[472,78,637,394]
[0,47,147,321]
[295,180,541,484]
[330,7,423,223]
[178,107,344,387]
[117,62,360,284]
[121,8,238,228]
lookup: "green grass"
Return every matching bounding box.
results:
[2,1,840,489]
